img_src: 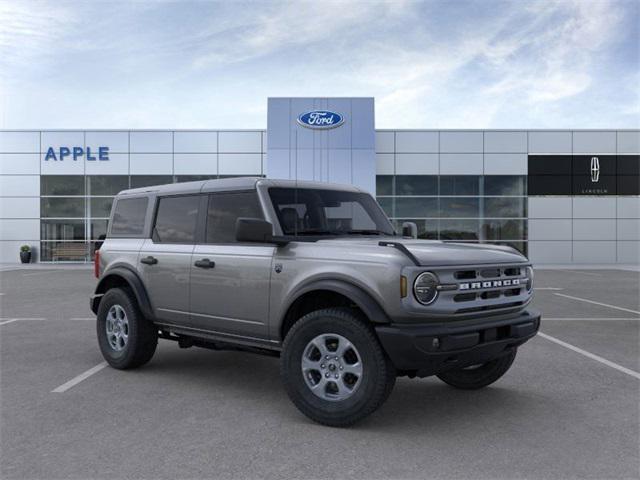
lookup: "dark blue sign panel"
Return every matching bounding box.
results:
[297,111,344,130]
[44,146,109,161]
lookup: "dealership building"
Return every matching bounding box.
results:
[0,97,638,265]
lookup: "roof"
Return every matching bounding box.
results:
[117,177,363,196]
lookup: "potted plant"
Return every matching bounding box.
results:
[20,245,32,264]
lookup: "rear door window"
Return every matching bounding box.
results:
[110,197,148,236]
[153,195,200,244]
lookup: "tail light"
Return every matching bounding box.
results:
[94,249,100,278]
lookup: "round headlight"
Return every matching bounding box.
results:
[413,272,439,305]
[525,266,534,292]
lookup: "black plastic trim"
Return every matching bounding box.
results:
[91,265,155,320]
[378,241,421,266]
[375,308,541,377]
[283,279,392,327]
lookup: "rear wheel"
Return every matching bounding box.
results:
[436,348,517,390]
[96,288,158,369]
[281,308,396,427]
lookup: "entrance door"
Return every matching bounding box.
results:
[189,191,274,340]
[139,194,200,325]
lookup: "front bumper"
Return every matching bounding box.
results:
[375,309,541,377]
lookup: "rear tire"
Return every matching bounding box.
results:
[281,308,396,427]
[96,288,158,369]
[436,348,517,390]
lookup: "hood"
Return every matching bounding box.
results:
[315,237,527,266]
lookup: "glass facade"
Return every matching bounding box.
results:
[39,174,250,261]
[376,175,528,255]
[1,127,635,265]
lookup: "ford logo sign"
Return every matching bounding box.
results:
[297,110,344,130]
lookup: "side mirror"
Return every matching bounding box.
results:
[402,222,418,239]
[236,218,289,246]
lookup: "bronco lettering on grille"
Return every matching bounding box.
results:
[459,279,521,290]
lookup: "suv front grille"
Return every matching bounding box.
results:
[426,263,531,316]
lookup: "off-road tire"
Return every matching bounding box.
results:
[436,348,517,390]
[96,287,158,369]
[281,307,396,427]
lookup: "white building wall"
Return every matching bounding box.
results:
[0,130,266,263]
[375,130,639,265]
[0,128,638,264]
[0,132,41,262]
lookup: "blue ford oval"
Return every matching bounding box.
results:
[297,110,344,129]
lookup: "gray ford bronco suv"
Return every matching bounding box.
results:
[91,177,540,426]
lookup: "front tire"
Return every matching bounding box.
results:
[96,288,158,369]
[281,308,396,427]
[436,348,517,390]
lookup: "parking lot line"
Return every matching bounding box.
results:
[22,271,62,277]
[51,362,108,393]
[554,293,640,315]
[0,317,93,325]
[553,269,603,277]
[539,332,640,380]
[0,318,47,325]
[535,287,564,291]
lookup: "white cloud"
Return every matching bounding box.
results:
[0,1,73,64]
[0,0,636,129]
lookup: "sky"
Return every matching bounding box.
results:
[0,0,638,129]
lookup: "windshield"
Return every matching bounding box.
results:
[268,187,395,237]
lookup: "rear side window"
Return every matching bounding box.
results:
[206,192,263,243]
[153,195,200,244]
[110,197,148,236]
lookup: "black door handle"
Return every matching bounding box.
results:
[140,256,158,265]
[194,258,215,269]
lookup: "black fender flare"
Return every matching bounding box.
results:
[91,265,155,320]
[283,279,391,326]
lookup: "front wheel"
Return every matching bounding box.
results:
[436,348,517,390]
[280,308,396,427]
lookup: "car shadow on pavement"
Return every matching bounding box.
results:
[128,344,551,432]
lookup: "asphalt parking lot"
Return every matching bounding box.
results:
[1,266,638,479]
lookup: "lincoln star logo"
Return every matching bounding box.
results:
[459,279,521,290]
[297,110,344,130]
[590,156,600,183]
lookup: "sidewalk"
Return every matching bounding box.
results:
[0,263,93,272]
